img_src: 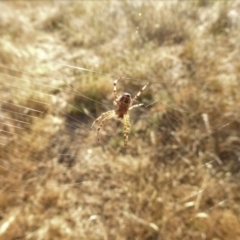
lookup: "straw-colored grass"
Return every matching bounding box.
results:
[0,1,240,240]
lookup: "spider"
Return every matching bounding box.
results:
[91,79,149,147]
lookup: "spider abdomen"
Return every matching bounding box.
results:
[115,93,132,118]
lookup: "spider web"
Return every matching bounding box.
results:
[0,61,232,239]
[0,1,240,240]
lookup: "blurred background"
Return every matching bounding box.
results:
[0,1,240,239]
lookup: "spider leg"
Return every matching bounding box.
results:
[113,79,118,103]
[95,110,115,142]
[91,110,115,129]
[123,113,131,147]
[129,103,144,110]
[132,82,149,103]
[91,114,103,130]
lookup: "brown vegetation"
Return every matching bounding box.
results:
[0,1,240,239]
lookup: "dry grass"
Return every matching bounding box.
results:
[0,1,240,240]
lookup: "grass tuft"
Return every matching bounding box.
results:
[1,1,240,240]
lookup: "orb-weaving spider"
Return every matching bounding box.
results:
[91,79,149,147]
